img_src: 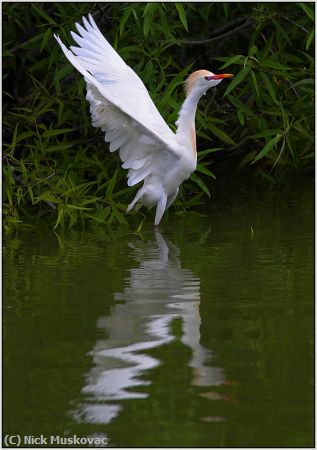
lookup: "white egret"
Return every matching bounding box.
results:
[55,14,233,225]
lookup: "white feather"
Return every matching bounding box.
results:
[122,159,146,170]
[54,14,198,225]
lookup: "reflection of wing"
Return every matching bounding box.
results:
[55,15,180,187]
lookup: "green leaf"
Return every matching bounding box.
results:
[306,28,314,50]
[159,7,174,40]
[280,102,289,130]
[7,217,22,224]
[261,59,291,71]
[46,144,74,153]
[120,6,133,36]
[183,192,204,208]
[16,130,35,143]
[80,198,101,206]
[9,122,19,153]
[198,148,223,157]
[290,78,314,89]
[135,220,144,233]
[54,204,64,230]
[6,188,13,206]
[20,32,45,49]
[260,72,279,105]
[85,214,107,224]
[208,123,236,145]
[65,204,93,211]
[196,163,216,179]
[106,169,118,199]
[28,186,34,204]
[113,207,129,225]
[237,110,245,126]
[251,129,283,139]
[272,137,286,169]
[175,3,188,31]
[36,192,59,203]
[40,28,52,53]
[294,122,313,141]
[224,65,250,96]
[249,45,258,57]
[53,64,73,83]
[190,173,211,198]
[252,134,282,163]
[250,70,260,98]
[228,95,254,116]
[42,128,73,138]
[20,160,28,181]
[62,181,96,196]
[218,55,244,69]
[299,3,314,21]
[143,3,158,36]
[31,4,56,25]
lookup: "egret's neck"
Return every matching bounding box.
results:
[176,88,204,153]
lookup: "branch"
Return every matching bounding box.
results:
[178,17,253,46]
[282,16,309,34]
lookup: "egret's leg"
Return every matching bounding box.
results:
[154,194,167,226]
[166,188,179,209]
[127,188,144,213]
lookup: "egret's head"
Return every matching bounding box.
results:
[185,69,233,96]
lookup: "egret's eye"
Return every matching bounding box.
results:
[204,76,214,81]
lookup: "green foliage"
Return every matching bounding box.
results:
[216,3,314,180]
[3,2,314,232]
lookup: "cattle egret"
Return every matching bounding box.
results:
[55,14,233,225]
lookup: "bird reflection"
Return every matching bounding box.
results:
[73,231,224,425]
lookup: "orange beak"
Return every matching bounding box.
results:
[212,73,234,79]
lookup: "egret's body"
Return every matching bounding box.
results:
[55,14,233,225]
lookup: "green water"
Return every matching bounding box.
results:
[3,180,314,447]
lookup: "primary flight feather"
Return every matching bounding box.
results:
[55,14,233,225]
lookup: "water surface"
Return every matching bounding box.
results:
[3,180,314,447]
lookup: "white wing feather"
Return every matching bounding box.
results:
[54,14,180,187]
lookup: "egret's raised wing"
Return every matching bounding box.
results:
[55,14,180,186]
